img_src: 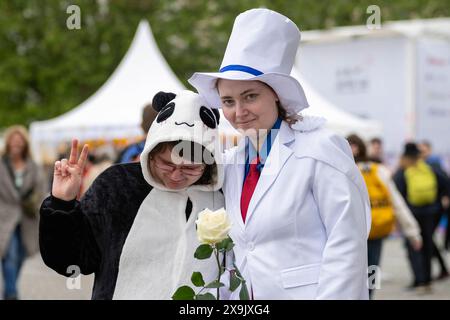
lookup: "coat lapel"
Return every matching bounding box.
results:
[244,122,294,227]
[0,157,20,201]
[230,140,246,230]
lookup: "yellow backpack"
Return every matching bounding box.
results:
[404,160,437,206]
[359,163,395,240]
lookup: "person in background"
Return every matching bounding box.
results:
[0,125,46,300]
[368,137,384,164]
[393,142,448,293]
[418,140,450,280]
[116,103,158,163]
[419,141,445,168]
[347,134,422,299]
[80,145,115,196]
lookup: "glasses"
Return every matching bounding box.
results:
[151,156,206,176]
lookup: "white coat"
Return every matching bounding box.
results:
[222,116,371,300]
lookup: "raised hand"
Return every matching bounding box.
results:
[52,139,89,201]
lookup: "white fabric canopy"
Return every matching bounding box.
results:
[30,20,185,161]
[30,20,241,162]
[291,68,382,140]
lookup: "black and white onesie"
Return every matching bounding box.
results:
[39,91,225,299]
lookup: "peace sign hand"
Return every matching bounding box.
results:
[52,139,89,201]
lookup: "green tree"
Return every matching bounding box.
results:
[0,0,448,129]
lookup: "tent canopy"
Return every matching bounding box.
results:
[30,20,241,162]
[30,20,184,160]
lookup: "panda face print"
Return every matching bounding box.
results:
[152,91,220,130]
[175,121,194,127]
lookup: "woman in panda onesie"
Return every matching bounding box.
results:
[39,90,225,299]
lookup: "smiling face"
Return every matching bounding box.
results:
[149,144,206,190]
[217,79,279,132]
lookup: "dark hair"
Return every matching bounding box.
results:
[141,103,158,134]
[346,134,368,162]
[403,142,420,159]
[149,140,216,185]
[276,101,302,125]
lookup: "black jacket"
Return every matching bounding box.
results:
[39,163,152,299]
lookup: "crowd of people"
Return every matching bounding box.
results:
[347,134,450,298]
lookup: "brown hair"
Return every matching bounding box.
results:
[141,103,158,134]
[276,101,302,125]
[346,134,368,163]
[2,125,31,160]
[148,140,216,185]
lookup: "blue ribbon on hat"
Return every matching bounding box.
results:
[219,65,263,76]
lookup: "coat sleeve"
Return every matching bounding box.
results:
[39,190,103,277]
[312,161,370,300]
[433,166,450,199]
[393,170,407,200]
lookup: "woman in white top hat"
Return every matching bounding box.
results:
[189,8,371,299]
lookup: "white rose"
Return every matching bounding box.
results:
[196,208,232,245]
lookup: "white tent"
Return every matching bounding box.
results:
[30,20,185,163]
[30,20,241,162]
[291,68,382,140]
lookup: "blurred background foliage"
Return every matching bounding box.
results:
[0,0,449,128]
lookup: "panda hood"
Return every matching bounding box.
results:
[140,90,223,192]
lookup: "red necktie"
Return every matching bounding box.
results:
[240,157,260,223]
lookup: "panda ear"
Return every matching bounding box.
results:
[212,108,220,124]
[152,92,176,112]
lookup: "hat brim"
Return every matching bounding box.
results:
[188,71,309,114]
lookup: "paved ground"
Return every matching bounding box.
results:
[374,235,450,300]
[1,236,449,300]
[1,256,94,300]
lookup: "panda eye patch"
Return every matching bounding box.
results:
[199,106,217,129]
[156,102,175,123]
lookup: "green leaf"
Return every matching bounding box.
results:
[229,271,241,292]
[194,244,213,260]
[217,237,233,251]
[191,272,205,287]
[172,286,195,300]
[239,281,250,300]
[205,280,225,289]
[195,293,216,300]
[220,266,226,276]
[226,241,235,252]
[233,263,243,278]
[217,237,231,249]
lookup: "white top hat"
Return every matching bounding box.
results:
[188,8,309,114]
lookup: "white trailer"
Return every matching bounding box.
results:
[296,18,450,168]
